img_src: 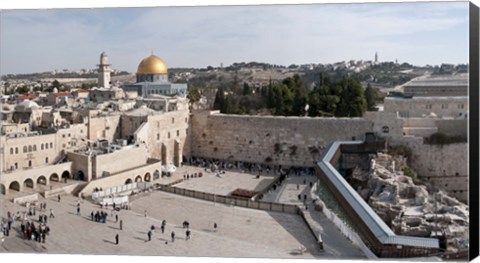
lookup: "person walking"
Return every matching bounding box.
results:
[119,220,123,230]
[57,194,61,202]
[161,220,166,233]
[213,222,217,232]
[49,209,54,218]
[115,214,118,223]
[171,231,175,242]
[147,230,152,241]
[77,207,80,216]
[115,234,119,245]
[186,229,191,240]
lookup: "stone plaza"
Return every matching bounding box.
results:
[0,165,365,259]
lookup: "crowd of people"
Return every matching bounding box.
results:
[1,203,52,245]
[91,210,109,223]
[1,156,317,252]
[188,157,315,178]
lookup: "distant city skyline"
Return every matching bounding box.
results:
[0,1,469,75]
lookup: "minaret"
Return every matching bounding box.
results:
[374,51,378,64]
[98,52,111,89]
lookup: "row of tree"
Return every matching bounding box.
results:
[211,74,380,117]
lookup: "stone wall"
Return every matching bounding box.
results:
[435,119,468,138]
[88,113,121,141]
[146,110,190,166]
[401,118,467,138]
[119,109,190,166]
[92,145,148,179]
[364,112,403,138]
[120,114,148,140]
[390,137,468,202]
[190,111,374,167]
[66,152,92,181]
[402,118,438,137]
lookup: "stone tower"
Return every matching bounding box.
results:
[98,52,111,89]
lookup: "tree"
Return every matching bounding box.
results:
[292,82,308,116]
[271,83,293,116]
[308,92,320,116]
[221,95,241,114]
[266,80,275,109]
[16,86,30,94]
[187,86,201,104]
[213,87,225,111]
[242,82,253,96]
[336,79,366,117]
[365,83,380,111]
[52,79,61,89]
[81,83,96,90]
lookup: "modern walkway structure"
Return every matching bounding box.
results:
[315,138,440,258]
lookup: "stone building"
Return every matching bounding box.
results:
[403,74,468,97]
[0,52,190,196]
[89,86,127,102]
[384,96,468,118]
[122,54,188,96]
[0,52,469,204]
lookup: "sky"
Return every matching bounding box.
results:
[0,0,471,75]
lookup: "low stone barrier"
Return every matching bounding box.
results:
[44,183,80,199]
[156,184,299,214]
[13,193,39,205]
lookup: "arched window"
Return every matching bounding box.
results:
[50,142,53,148]
[45,157,49,164]
[10,148,13,154]
[33,145,37,151]
[15,147,18,154]
[41,144,44,150]
[45,143,49,149]
[28,160,32,167]
[23,146,27,153]
[28,145,32,152]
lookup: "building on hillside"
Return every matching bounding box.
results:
[89,86,127,102]
[1,52,191,196]
[46,92,74,107]
[71,89,90,99]
[122,54,188,96]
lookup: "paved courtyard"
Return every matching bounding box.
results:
[0,165,365,260]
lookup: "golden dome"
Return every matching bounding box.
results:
[137,54,168,74]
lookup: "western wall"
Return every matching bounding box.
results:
[190,110,468,203]
[190,110,376,167]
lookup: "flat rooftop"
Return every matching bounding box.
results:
[405,74,468,87]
